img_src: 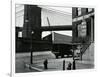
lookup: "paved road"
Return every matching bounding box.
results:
[16,51,56,73]
[15,51,94,73]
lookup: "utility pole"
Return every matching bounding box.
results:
[30,31,34,64]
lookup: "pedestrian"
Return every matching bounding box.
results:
[63,60,65,70]
[73,60,76,70]
[44,59,48,70]
[67,62,72,70]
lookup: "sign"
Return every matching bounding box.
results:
[78,20,87,37]
[73,12,94,22]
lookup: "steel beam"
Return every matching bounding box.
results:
[32,25,72,31]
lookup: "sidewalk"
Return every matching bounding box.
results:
[16,51,94,73]
[24,58,73,72]
[75,60,94,69]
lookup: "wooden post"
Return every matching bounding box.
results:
[73,60,76,70]
[72,44,76,70]
[30,51,33,64]
[63,60,65,70]
[30,31,34,64]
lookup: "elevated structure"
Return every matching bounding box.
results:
[43,32,73,58]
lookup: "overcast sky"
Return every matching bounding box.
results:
[16,5,72,37]
[41,6,72,37]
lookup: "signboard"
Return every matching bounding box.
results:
[73,12,94,22]
[78,20,87,37]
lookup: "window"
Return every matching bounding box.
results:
[88,8,93,12]
[18,32,22,37]
[42,31,51,38]
[16,5,24,27]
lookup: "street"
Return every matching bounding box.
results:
[16,51,94,73]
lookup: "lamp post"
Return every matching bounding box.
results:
[30,31,34,64]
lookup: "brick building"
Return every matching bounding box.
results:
[72,7,94,43]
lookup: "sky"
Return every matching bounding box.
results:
[16,4,72,37]
[39,5,72,15]
[41,5,72,37]
[42,31,72,38]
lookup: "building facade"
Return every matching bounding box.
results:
[72,7,94,43]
